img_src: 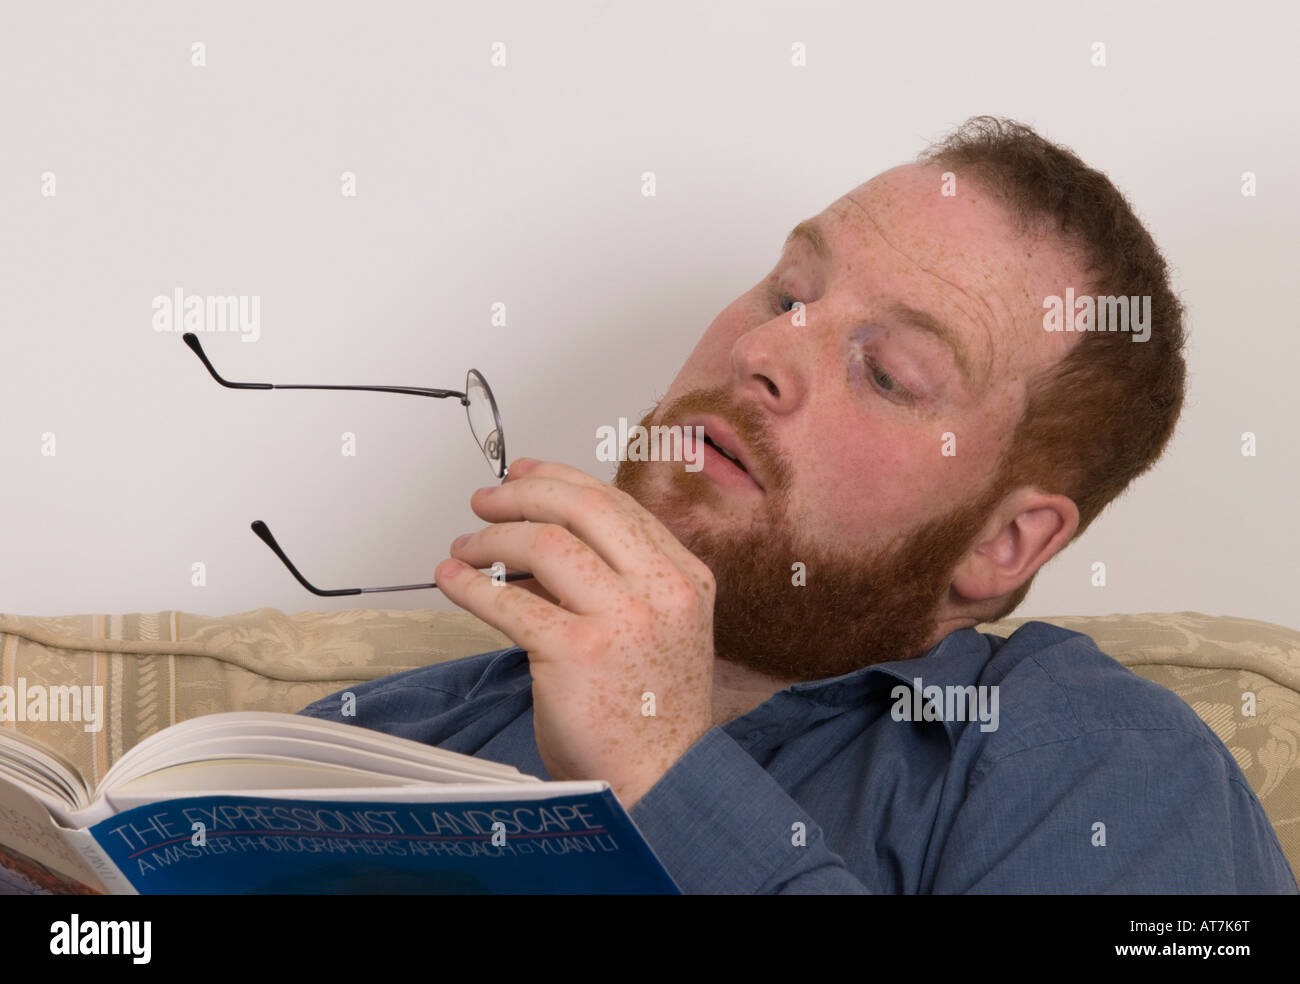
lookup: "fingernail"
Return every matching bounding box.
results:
[451,533,471,550]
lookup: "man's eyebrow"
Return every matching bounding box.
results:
[783,219,831,263]
[783,219,976,388]
[882,301,974,385]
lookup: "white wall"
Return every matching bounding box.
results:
[2,0,1297,629]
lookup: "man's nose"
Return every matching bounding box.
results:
[729,310,812,414]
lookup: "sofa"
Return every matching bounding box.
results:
[2,606,1297,879]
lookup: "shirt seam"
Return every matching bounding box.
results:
[1224,774,1299,888]
[969,723,1238,788]
[352,681,468,702]
[1017,636,1091,734]
[758,837,844,893]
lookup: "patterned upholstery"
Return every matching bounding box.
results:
[1,607,1296,876]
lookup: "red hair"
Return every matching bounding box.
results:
[919,117,1188,619]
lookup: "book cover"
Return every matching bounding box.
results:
[89,788,680,894]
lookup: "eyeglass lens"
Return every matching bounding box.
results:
[465,370,504,478]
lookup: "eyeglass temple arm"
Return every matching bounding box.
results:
[251,521,534,596]
[183,333,467,402]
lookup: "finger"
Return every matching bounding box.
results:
[434,557,575,655]
[503,458,607,491]
[449,522,620,615]
[469,474,699,579]
[445,543,563,607]
[509,575,563,607]
[502,457,542,482]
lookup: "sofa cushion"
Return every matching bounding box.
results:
[2,607,1296,879]
[0,607,511,788]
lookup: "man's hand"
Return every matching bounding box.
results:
[434,458,717,809]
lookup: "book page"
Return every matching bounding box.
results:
[0,729,88,808]
[115,735,506,788]
[100,711,530,795]
[0,777,105,894]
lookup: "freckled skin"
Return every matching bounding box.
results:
[434,163,1088,810]
[613,162,1084,690]
[435,463,720,808]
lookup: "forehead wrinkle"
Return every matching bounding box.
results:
[840,193,998,395]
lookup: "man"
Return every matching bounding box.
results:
[299,117,1297,893]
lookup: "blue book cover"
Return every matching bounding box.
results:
[89,789,680,894]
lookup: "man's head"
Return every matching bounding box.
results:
[614,116,1186,681]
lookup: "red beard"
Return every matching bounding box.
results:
[613,389,1002,681]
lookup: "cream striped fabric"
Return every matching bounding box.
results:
[1,607,1296,874]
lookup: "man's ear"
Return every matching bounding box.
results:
[949,487,1079,603]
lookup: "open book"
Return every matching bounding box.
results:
[0,711,678,894]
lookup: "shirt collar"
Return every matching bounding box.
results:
[781,626,999,748]
[488,625,1005,749]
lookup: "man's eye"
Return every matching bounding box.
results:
[863,357,915,403]
[764,282,795,313]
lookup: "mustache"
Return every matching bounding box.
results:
[650,386,790,495]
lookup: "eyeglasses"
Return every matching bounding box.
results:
[182,332,534,596]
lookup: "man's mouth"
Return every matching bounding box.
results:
[704,433,747,472]
[683,417,764,493]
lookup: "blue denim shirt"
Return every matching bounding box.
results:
[297,620,1297,894]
